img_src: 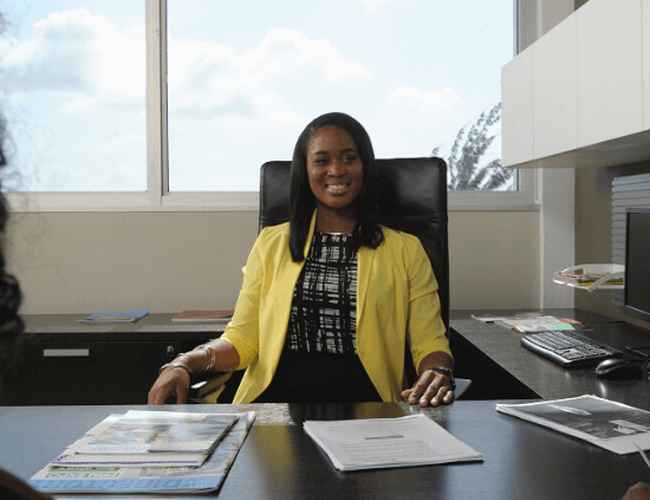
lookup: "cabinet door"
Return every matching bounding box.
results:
[533,14,577,159]
[12,340,179,405]
[577,0,644,146]
[501,48,534,167]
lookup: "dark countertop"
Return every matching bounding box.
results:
[451,309,650,408]
[0,401,647,500]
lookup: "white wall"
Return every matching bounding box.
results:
[7,210,540,314]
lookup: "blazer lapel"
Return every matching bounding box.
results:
[356,244,374,333]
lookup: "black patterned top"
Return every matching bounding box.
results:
[255,231,379,402]
[286,231,357,354]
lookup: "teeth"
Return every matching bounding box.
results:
[326,184,348,194]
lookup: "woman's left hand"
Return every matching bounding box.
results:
[400,369,455,408]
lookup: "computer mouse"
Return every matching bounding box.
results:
[594,358,646,380]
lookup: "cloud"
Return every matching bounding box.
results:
[168,28,371,119]
[359,0,393,12]
[387,86,461,113]
[0,9,145,100]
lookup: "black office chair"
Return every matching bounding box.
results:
[191,157,452,402]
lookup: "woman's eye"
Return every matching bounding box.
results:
[343,154,357,164]
[313,158,328,166]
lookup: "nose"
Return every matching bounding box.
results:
[326,159,347,176]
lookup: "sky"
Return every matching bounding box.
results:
[0,1,513,192]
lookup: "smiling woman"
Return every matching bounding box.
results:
[149,111,455,408]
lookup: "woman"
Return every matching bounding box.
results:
[148,112,454,407]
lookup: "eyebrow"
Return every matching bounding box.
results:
[311,147,357,156]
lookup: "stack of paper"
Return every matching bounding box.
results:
[303,413,483,471]
[497,395,650,454]
[53,411,237,468]
[79,308,150,324]
[30,411,255,495]
[171,309,233,323]
[496,315,575,333]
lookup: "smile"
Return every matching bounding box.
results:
[324,182,351,195]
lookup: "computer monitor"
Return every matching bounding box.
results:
[624,208,650,321]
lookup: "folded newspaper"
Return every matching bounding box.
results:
[303,413,483,471]
[496,395,650,454]
[30,411,255,494]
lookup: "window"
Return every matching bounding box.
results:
[167,1,518,194]
[2,1,534,209]
[0,2,146,192]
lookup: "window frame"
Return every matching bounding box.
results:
[6,0,538,213]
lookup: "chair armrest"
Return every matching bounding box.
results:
[188,372,233,404]
[454,378,472,399]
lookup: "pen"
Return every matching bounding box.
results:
[633,442,650,469]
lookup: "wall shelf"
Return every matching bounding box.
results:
[553,264,624,292]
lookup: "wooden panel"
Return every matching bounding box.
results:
[501,48,534,167]
[533,14,577,158]
[577,0,644,146]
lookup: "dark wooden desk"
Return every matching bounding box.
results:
[451,309,650,408]
[0,402,646,500]
[1,314,222,405]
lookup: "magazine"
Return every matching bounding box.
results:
[496,395,650,454]
[79,308,150,324]
[30,412,255,494]
[303,413,482,471]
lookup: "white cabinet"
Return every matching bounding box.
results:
[532,14,577,159]
[501,50,534,167]
[576,0,643,147]
[644,0,650,130]
[502,0,650,169]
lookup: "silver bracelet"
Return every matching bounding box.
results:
[195,344,217,372]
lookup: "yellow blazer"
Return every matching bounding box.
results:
[221,213,450,403]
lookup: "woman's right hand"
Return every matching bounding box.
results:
[147,367,191,405]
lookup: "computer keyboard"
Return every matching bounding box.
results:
[520,330,619,367]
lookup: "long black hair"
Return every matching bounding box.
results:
[0,76,24,407]
[288,112,384,261]
[0,112,22,337]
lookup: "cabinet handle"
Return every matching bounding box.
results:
[42,348,90,358]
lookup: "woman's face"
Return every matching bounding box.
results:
[305,126,364,213]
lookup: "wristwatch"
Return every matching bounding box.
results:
[429,366,456,390]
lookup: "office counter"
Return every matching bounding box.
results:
[1,314,221,405]
[0,401,647,500]
[451,309,650,408]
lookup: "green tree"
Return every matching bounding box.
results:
[432,103,513,191]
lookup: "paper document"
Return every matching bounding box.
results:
[30,412,255,494]
[303,413,482,471]
[497,395,650,454]
[497,316,575,333]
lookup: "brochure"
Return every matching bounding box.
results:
[79,308,149,324]
[496,395,650,454]
[30,412,255,494]
[303,413,483,471]
[54,411,238,467]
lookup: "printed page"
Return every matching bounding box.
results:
[497,395,650,454]
[303,414,482,471]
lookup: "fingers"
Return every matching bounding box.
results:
[175,378,189,404]
[406,371,435,405]
[147,368,190,405]
[403,370,455,408]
